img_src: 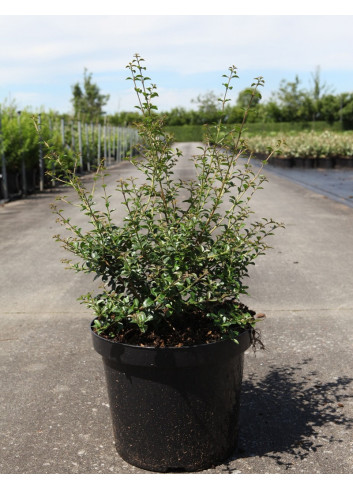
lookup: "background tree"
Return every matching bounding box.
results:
[236,87,261,108]
[191,91,222,124]
[71,83,83,119]
[269,75,308,121]
[309,66,333,122]
[235,87,262,122]
[319,94,341,124]
[340,93,353,129]
[71,68,110,122]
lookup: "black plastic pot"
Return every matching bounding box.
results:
[91,325,252,472]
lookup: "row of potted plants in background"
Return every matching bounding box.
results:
[0,106,137,200]
[246,130,353,168]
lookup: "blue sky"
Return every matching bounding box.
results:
[1,4,353,115]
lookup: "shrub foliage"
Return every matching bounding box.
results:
[47,54,284,342]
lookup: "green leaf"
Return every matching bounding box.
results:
[143,298,154,308]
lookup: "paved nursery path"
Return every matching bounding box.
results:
[0,143,352,474]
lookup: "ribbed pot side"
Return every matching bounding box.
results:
[91,326,251,472]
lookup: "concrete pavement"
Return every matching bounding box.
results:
[0,143,352,473]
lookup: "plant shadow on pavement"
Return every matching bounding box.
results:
[222,358,353,472]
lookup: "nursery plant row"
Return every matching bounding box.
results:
[0,107,139,201]
[165,125,353,167]
[246,130,353,158]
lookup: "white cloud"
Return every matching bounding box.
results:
[1,15,353,112]
[1,16,353,77]
[2,1,353,16]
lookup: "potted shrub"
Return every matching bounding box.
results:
[40,54,284,472]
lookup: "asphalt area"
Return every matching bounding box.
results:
[0,143,352,474]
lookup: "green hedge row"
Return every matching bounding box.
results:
[165,125,205,142]
[165,121,344,142]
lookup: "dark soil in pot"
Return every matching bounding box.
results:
[95,301,256,348]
